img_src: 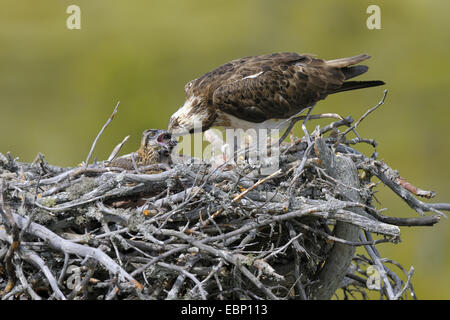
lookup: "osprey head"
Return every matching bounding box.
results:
[168,96,216,136]
[141,129,176,151]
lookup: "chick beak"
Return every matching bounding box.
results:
[156,132,177,150]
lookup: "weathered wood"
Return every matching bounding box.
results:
[0,113,447,300]
[310,137,370,300]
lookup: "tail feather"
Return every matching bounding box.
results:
[330,80,385,94]
[325,54,384,93]
[341,65,369,80]
[326,54,371,68]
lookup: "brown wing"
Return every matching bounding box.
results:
[186,52,303,97]
[209,53,348,122]
[108,154,135,170]
[184,52,383,123]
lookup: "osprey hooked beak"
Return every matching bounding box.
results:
[168,120,202,136]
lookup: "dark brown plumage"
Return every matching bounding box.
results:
[168,52,384,134]
[108,129,175,170]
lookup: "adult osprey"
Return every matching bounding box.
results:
[168,52,384,134]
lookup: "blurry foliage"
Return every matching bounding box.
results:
[0,0,449,298]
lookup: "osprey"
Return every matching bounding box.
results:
[108,129,176,170]
[168,52,384,134]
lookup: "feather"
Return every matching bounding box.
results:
[328,80,385,94]
[169,52,385,132]
[342,65,369,80]
[326,54,371,68]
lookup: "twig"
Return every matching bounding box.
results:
[395,176,435,199]
[342,90,388,136]
[158,261,207,300]
[197,169,281,229]
[17,246,67,300]
[85,101,120,168]
[360,231,395,299]
[0,180,20,294]
[15,262,42,300]
[0,210,142,291]
[107,135,130,162]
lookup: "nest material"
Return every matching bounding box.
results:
[0,97,447,300]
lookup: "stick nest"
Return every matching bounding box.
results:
[0,93,447,300]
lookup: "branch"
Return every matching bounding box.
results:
[85,101,120,168]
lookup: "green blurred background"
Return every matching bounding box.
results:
[0,0,449,299]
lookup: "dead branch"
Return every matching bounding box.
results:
[84,101,120,168]
[1,94,448,300]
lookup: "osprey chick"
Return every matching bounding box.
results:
[168,52,384,134]
[109,129,176,170]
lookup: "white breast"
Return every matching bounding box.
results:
[222,113,290,131]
